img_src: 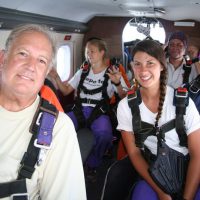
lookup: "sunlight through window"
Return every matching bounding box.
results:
[122,18,166,44]
[57,45,71,81]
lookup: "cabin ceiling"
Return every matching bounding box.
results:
[0,0,200,32]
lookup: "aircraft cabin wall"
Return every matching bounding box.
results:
[0,30,84,73]
[84,16,200,62]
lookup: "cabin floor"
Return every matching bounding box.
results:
[85,142,118,200]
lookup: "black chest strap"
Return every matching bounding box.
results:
[174,87,189,147]
[127,87,188,148]
[127,88,142,133]
[183,64,192,84]
[73,65,111,129]
[0,98,58,199]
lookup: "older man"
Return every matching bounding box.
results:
[166,31,199,88]
[0,24,86,200]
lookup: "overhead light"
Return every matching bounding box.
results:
[154,8,166,15]
[174,21,195,27]
[120,5,166,17]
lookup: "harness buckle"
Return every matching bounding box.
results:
[11,193,29,200]
[34,139,52,150]
[100,107,106,113]
[127,89,137,101]
[175,87,188,98]
[36,112,43,125]
[189,77,200,93]
[87,98,91,104]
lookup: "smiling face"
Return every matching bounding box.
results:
[168,39,186,60]
[132,51,163,89]
[1,31,53,99]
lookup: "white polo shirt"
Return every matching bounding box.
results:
[166,58,198,89]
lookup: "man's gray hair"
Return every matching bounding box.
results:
[5,23,57,68]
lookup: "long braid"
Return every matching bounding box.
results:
[155,69,167,128]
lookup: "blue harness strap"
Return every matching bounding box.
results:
[34,112,56,148]
[0,98,58,199]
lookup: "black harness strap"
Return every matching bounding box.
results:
[127,88,142,133]
[0,180,27,199]
[174,87,189,147]
[159,119,176,139]
[79,98,100,105]
[86,71,110,127]
[73,64,90,129]
[86,99,110,127]
[17,136,39,180]
[0,98,58,199]
[73,64,111,129]
[127,88,188,148]
[72,98,86,129]
[183,64,192,84]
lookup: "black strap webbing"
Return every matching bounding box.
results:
[0,179,27,199]
[79,98,100,105]
[17,136,40,179]
[128,89,142,133]
[183,64,192,84]
[72,98,86,129]
[87,99,110,127]
[174,88,189,147]
[127,88,188,148]
[73,66,110,129]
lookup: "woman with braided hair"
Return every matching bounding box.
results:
[116,40,200,200]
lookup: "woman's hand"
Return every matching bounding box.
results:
[49,68,59,80]
[107,65,121,85]
[157,191,172,200]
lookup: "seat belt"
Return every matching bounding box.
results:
[0,98,58,199]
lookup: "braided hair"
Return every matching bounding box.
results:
[132,40,168,127]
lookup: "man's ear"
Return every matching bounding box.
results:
[0,50,5,70]
[0,49,5,64]
[46,66,52,76]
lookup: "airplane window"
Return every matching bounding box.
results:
[122,17,166,44]
[122,17,166,79]
[56,45,71,81]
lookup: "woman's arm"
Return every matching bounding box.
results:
[115,83,127,99]
[183,128,200,200]
[122,131,172,200]
[107,67,127,99]
[48,69,74,96]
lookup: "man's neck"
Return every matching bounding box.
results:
[169,57,184,69]
[0,92,37,112]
